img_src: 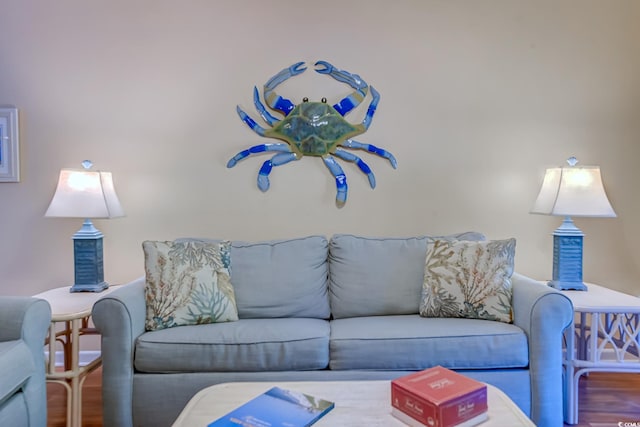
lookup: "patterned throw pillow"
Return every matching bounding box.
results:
[143,240,238,331]
[419,238,515,323]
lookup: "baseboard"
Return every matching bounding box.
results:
[45,350,101,367]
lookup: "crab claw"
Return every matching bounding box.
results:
[314,60,334,74]
[289,61,307,75]
[266,62,306,89]
[315,61,364,88]
[264,61,307,116]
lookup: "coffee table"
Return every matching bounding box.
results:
[172,381,534,426]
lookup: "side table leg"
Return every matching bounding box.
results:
[64,320,72,371]
[65,381,73,427]
[47,323,56,374]
[70,318,81,427]
[564,362,580,423]
[563,317,577,424]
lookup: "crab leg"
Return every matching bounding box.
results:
[315,60,369,116]
[257,152,299,192]
[362,86,380,130]
[322,155,348,208]
[253,87,280,126]
[236,106,267,137]
[264,61,307,117]
[333,148,376,189]
[227,143,291,168]
[343,138,398,169]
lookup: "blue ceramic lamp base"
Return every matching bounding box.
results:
[547,217,588,291]
[70,219,109,293]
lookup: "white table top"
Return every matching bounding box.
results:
[172,381,534,427]
[34,285,121,321]
[562,283,640,313]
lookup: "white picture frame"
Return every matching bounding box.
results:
[0,107,20,182]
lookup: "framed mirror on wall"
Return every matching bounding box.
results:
[0,107,19,182]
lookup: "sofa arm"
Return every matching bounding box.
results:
[512,273,573,427]
[92,277,146,427]
[0,296,51,343]
[0,296,51,427]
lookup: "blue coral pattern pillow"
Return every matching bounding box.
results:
[143,240,238,331]
[419,238,515,323]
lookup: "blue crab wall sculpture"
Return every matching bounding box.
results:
[227,60,397,207]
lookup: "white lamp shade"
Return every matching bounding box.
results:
[531,165,616,217]
[45,168,125,218]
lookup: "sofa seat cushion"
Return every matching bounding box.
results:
[135,318,330,373]
[329,315,528,370]
[0,340,35,403]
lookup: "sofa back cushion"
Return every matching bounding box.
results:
[231,236,330,319]
[328,233,485,319]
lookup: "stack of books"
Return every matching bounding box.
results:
[391,366,488,427]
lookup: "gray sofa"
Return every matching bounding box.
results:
[0,297,51,427]
[93,234,574,427]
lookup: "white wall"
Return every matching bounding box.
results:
[1,0,639,299]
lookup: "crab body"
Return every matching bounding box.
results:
[267,102,364,157]
[227,61,396,207]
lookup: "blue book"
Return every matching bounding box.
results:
[208,386,335,427]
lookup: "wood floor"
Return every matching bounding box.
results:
[46,369,640,426]
[46,368,102,427]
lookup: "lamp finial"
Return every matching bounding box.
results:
[567,157,578,167]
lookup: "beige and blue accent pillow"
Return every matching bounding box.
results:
[143,240,238,331]
[419,238,515,323]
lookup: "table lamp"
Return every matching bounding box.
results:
[530,157,616,291]
[45,160,124,292]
